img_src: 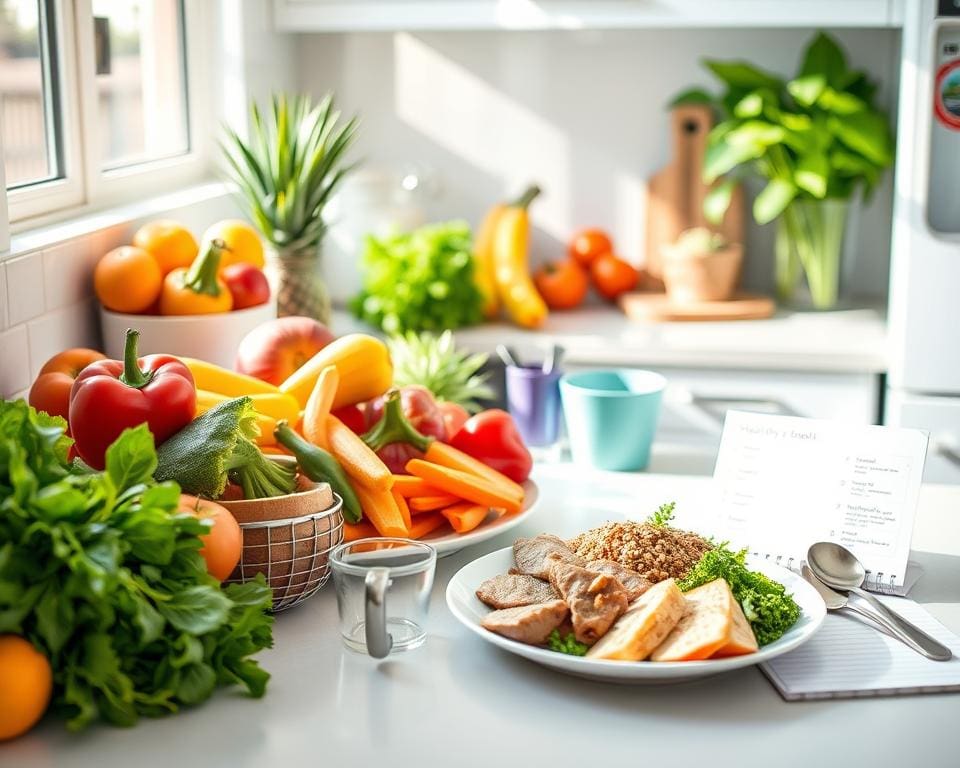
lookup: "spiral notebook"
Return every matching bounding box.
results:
[761,597,960,700]
[708,411,929,596]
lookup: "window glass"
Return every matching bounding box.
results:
[91,0,189,170]
[0,0,59,188]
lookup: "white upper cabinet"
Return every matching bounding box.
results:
[273,0,906,32]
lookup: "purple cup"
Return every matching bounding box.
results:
[505,365,562,447]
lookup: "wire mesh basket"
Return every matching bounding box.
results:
[225,494,344,612]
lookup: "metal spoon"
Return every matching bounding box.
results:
[495,344,520,368]
[802,564,898,640]
[807,542,952,661]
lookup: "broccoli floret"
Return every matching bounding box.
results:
[679,544,800,646]
[547,629,588,656]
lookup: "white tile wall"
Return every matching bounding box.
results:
[6,251,45,325]
[43,239,101,311]
[0,325,31,395]
[26,300,98,379]
[0,261,7,330]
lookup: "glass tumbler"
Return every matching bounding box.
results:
[330,538,437,658]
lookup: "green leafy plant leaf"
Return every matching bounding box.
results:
[753,178,798,224]
[704,59,782,91]
[800,31,848,87]
[105,424,157,492]
[828,112,893,166]
[704,179,737,225]
[787,74,826,107]
[795,152,830,198]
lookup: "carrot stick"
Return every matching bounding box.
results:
[303,365,339,449]
[423,442,524,502]
[391,475,443,497]
[405,459,522,515]
[441,502,490,534]
[409,494,461,512]
[392,490,413,531]
[343,520,378,542]
[327,415,393,493]
[407,512,447,540]
[353,482,408,537]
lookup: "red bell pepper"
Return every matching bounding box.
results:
[69,328,196,469]
[363,386,447,474]
[331,403,368,435]
[449,410,532,483]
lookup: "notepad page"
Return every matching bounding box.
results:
[761,598,960,700]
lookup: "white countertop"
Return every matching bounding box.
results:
[332,305,889,374]
[8,462,959,767]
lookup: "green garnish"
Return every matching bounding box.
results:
[547,629,589,656]
[647,501,676,527]
[678,544,800,646]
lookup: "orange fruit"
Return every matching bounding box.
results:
[178,495,243,581]
[95,246,163,314]
[201,220,265,271]
[133,220,199,275]
[0,635,53,741]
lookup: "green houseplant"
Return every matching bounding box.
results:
[674,33,893,308]
[221,93,359,321]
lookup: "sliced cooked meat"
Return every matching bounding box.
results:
[513,534,581,579]
[481,600,570,645]
[584,559,653,601]
[476,574,559,609]
[548,561,629,645]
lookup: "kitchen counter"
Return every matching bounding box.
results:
[8,463,959,767]
[332,304,889,374]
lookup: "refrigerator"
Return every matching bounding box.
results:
[886,0,960,482]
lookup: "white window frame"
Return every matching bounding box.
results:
[5,0,214,229]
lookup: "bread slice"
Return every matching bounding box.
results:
[711,590,759,657]
[650,579,735,661]
[586,579,686,661]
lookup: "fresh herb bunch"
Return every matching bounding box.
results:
[350,221,484,334]
[673,32,893,225]
[0,400,274,731]
[647,501,676,528]
[220,93,359,252]
[547,630,588,657]
[388,331,494,412]
[679,544,800,646]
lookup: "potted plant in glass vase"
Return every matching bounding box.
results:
[675,33,893,309]
[221,93,359,321]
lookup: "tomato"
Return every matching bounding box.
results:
[437,400,470,439]
[569,228,613,267]
[178,495,242,581]
[28,348,106,422]
[222,263,271,310]
[0,635,52,742]
[533,259,589,310]
[590,253,639,301]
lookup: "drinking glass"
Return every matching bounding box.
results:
[330,538,436,658]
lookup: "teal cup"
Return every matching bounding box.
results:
[559,369,666,471]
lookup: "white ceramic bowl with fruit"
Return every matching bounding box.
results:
[96,219,277,367]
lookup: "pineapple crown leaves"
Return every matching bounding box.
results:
[220,92,360,252]
[387,331,494,412]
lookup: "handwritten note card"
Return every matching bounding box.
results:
[710,411,928,593]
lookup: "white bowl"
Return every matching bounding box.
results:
[100,300,277,368]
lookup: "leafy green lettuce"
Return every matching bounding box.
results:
[0,399,273,731]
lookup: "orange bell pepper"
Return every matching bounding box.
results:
[160,239,233,315]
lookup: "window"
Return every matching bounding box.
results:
[0,0,61,188]
[0,0,204,225]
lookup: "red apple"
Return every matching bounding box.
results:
[235,316,336,384]
[222,263,270,310]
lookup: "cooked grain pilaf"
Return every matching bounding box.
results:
[568,522,712,583]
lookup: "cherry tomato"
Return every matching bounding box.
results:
[178,495,242,581]
[590,254,639,301]
[569,229,613,267]
[222,263,271,310]
[534,259,589,310]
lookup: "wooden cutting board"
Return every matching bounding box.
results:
[644,104,745,287]
[620,292,776,322]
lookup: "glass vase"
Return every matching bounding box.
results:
[264,243,331,323]
[774,199,850,310]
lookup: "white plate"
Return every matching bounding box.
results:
[420,480,539,557]
[446,546,826,683]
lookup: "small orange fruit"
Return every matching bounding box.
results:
[0,635,53,741]
[95,245,163,314]
[201,220,265,271]
[133,220,199,275]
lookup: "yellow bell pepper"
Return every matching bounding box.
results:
[181,358,280,397]
[160,239,233,315]
[492,185,548,329]
[279,333,392,409]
